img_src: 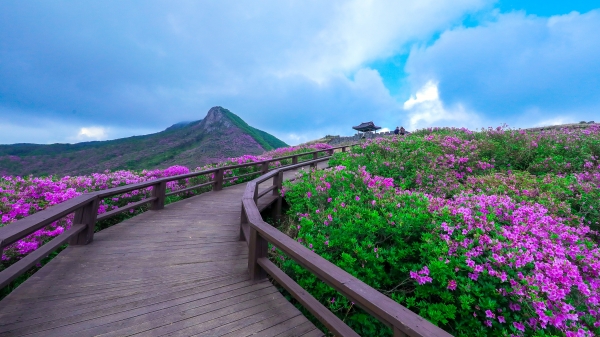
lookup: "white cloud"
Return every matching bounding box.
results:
[403,81,481,130]
[403,81,440,110]
[405,10,600,126]
[281,0,490,81]
[77,127,108,141]
[534,116,575,127]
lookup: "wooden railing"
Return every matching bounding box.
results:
[241,159,454,337]
[0,145,350,290]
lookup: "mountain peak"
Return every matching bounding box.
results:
[206,106,226,117]
[0,106,288,176]
[199,106,234,132]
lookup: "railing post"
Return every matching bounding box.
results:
[150,181,166,210]
[328,149,334,156]
[240,204,248,241]
[272,171,280,195]
[69,197,99,245]
[271,171,283,222]
[292,155,298,165]
[261,162,269,174]
[213,168,224,191]
[253,182,259,204]
[248,227,268,281]
[342,146,347,152]
[313,152,318,160]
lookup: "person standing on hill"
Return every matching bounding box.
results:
[394,126,400,135]
[400,126,406,135]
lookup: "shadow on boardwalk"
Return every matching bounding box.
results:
[0,167,324,337]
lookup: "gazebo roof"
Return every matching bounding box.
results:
[352,121,381,132]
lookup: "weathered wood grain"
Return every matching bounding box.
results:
[0,174,323,336]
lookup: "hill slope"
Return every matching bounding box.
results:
[0,107,288,176]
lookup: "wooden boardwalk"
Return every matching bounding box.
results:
[0,169,323,337]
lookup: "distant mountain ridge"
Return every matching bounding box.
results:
[164,121,197,131]
[0,107,288,176]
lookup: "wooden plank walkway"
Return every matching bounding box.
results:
[0,167,324,337]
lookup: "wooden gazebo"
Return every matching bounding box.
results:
[352,121,381,133]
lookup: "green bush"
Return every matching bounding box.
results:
[276,125,600,336]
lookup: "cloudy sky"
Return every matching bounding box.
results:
[1,1,598,145]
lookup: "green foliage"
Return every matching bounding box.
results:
[220,108,288,150]
[277,168,438,335]
[276,126,600,336]
[251,126,288,149]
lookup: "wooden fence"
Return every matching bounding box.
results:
[241,158,453,337]
[0,146,348,290]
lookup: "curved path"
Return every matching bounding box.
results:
[0,167,324,337]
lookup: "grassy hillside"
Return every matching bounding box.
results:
[0,107,287,176]
[220,108,287,150]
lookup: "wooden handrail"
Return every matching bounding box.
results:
[0,224,86,288]
[0,144,352,292]
[241,157,454,337]
[96,197,158,222]
[0,194,97,249]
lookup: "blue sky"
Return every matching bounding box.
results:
[1,1,598,145]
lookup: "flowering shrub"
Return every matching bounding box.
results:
[0,143,332,268]
[278,126,600,336]
[0,166,193,262]
[261,143,332,158]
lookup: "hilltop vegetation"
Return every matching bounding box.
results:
[279,125,600,336]
[0,107,287,177]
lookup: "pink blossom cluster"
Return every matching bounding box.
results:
[0,166,192,261]
[357,166,394,196]
[261,143,332,157]
[227,154,271,165]
[427,193,600,334]
[410,266,433,285]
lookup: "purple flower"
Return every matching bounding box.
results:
[513,322,525,332]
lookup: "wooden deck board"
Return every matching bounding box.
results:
[0,164,326,337]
